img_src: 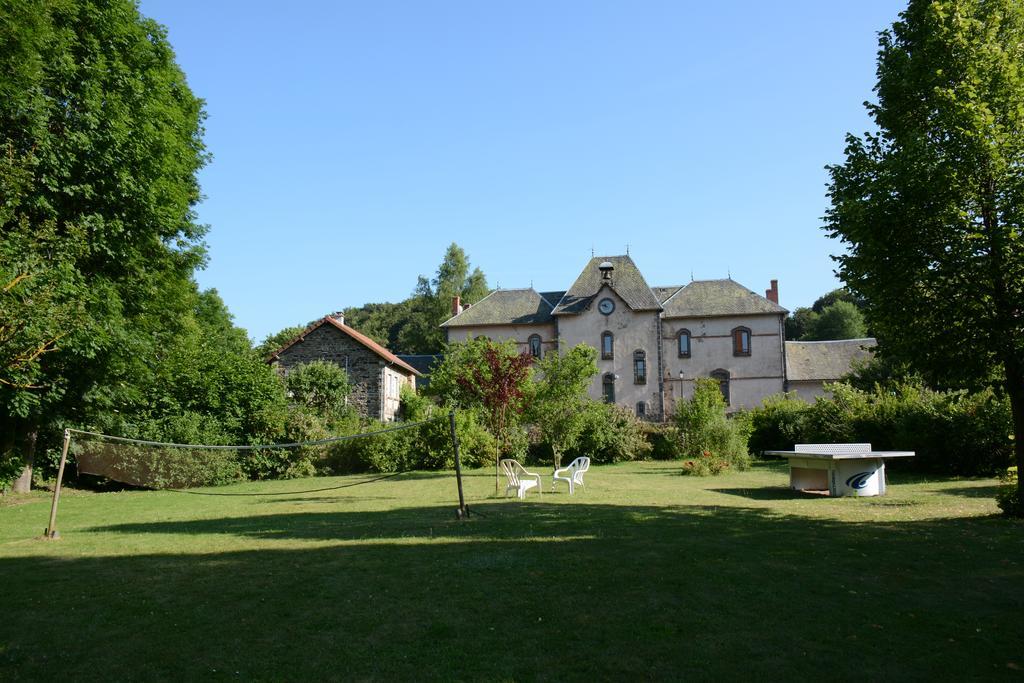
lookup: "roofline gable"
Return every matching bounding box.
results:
[552,255,662,316]
[267,317,421,376]
[439,288,500,327]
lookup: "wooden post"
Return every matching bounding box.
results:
[44,428,71,539]
[449,411,468,519]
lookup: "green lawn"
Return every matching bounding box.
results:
[2,461,1022,680]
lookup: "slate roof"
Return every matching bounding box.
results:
[552,255,662,315]
[440,288,557,328]
[268,316,421,376]
[661,279,788,318]
[396,354,441,376]
[652,285,683,303]
[539,291,566,307]
[785,338,877,382]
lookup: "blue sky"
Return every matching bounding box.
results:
[139,0,907,343]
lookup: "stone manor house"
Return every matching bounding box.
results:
[442,255,875,420]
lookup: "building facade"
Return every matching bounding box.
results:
[442,255,873,419]
[268,314,420,422]
[783,338,878,402]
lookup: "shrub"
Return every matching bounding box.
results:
[242,407,329,479]
[399,387,499,470]
[316,390,500,475]
[567,400,651,464]
[408,405,498,470]
[745,380,1014,476]
[996,467,1021,517]
[285,360,351,420]
[802,383,871,444]
[745,393,810,455]
[675,378,750,475]
[645,423,683,460]
[0,452,22,492]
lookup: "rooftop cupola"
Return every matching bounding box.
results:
[598,261,614,283]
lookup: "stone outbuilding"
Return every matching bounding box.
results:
[784,338,878,402]
[267,314,420,422]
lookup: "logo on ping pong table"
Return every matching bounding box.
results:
[845,471,873,489]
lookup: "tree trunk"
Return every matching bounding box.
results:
[11,430,37,494]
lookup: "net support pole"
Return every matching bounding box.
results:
[449,410,468,519]
[44,428,71,540]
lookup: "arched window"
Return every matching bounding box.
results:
[633,350,647,384]
[711,369,730,406]
[602,373,616,404]
[732,326,751,356]
[677,329,691,358]
[636,401,646,418]
[601,331,614,360]
[528,334,542,359]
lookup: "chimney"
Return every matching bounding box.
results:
[330,311,345,325]
[452,295,463,317]
[765,280,779,304]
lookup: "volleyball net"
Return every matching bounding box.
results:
[70,416,442,490]
[44,412,470,538]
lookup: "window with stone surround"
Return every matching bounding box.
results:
[528,334,542,359]
[732,326,751,356]
[633,350,647,384]
[678,329,691,358]
[601,331,614,360]
[602,373,616,403]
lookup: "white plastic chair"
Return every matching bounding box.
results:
[500,459,542,499]
[552,456,590,495]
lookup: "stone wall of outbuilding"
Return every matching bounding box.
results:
[272,324,389,420]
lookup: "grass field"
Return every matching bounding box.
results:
[2,460,1022,681]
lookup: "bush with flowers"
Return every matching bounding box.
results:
[676,378,750,476]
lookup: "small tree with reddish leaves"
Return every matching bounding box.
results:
[429,338,534,493]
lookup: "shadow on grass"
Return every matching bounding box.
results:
[2,503,1022,681]
[708,487,826,501]
[932,485,1000,499]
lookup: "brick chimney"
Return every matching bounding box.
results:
[330,311,345,325]
[452,296,463,317]
[765,280,779,304]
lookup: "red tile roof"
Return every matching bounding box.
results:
[267,317,421,376]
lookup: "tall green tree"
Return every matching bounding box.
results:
[336,244,490,355]
[339,301,410,351]
[786,288,867,340]
[804,301,867,341]
[529,344,598,468]
[397,243,490,354]
[129,286,288,446]
[257,324,308,359]
[0,0,211,488]
[784,306,820,341]
[811,288,863,314]
[825,0,1024,513]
